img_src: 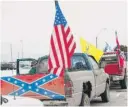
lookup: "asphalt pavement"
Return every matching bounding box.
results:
[91,78,128,106]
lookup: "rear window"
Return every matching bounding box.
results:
[36,58,48,74]
[70,55,90,71]
[37,55,90,73]
[100,55,118,68]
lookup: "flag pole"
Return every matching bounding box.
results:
[115,30,117,36]
[10,44,16,100]
[115,31,117,37]
[55,0,58,5]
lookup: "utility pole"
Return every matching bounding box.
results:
[96,36,98,48]
[17,52,19,59]
[10,44,13,62]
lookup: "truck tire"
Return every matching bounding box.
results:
[80,93,90,106]
[0,96,2,105]
[101,83,110,102]
[120,72,127,89]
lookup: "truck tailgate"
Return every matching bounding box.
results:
[104,63,121,75]
[0,73,65,100]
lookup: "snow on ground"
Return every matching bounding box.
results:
[1,96,43,107]
[0,69,30,77]
[0,70,16,77]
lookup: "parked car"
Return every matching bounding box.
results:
[1,53,110,106]
[99,51,127,89]
[1,63,16,70]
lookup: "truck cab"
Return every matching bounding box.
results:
[100,51,127,89]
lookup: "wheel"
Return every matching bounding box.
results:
[0,96,2,105]
[80,93,90,106]
[120,72,127,89]
[101,83,110,102]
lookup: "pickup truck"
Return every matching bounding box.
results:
[1,53,110,106]
[99,51,127,89]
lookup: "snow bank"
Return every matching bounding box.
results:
[0,70,16,77]
[1,96,43,107]
[0,69,30,77]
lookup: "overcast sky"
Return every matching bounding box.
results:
[1,0,127,62]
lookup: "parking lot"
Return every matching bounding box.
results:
[91,78,127,106]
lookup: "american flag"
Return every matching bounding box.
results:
[48,1,76,77]
[115,31,125,68]
[115,31,120,49]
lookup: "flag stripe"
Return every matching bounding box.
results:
[51,36,59,67]
[61,25,69,68]
[68,43,76,67]
[58,25,68,68]
[69,43,76,57]
[49,45,56,68]
[116,35,120,49]
[67,35,73,47]
[59,68,64,77]
[67,32,72,42]
[69,39,75,53]
[48,57,53,69]
[54,26,65,67]
[53,27,63,67]
[56,67,62,76]
[65,27,70,38]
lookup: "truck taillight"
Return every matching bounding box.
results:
[65,81,73,98]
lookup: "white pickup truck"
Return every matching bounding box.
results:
[1,53,110,106]
[42,53,110,106]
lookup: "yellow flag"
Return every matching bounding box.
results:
[80,37,103,62]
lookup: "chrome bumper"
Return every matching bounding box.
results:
[110,75,124,81]
[43,100,68,106]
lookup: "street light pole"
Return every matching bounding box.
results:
[10,44,13,62]
[96,36,98,48]
[96,28,107,48]
[17,52,19,59]
[20,40,24,58]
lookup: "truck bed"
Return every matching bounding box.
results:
[0,73,66,100]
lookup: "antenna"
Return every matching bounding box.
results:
[10,44,16,100]
[115,30,117,36]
